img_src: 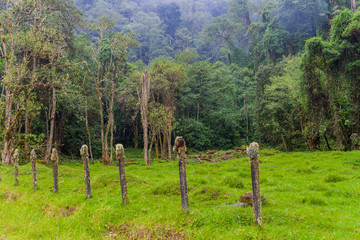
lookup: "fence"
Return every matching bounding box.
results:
[0,141,359,231]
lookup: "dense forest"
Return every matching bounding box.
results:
[0,0,359,165]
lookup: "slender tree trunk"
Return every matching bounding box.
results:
[324,135,332,151]
[139,72,150,166]
[104,96,114,165]
[2,88,14,165]
[84,95,94,164]
[45,88,56,164]
[24,115,30,155]
[110,119,114,165]
[351,0,357,12]
[161,133,166,159]
[245,99,249,142]
[167,129,172,161]
[155,135,159,159]
[133,123,139,148]
[96,85,106,164]
[281,135,289,153]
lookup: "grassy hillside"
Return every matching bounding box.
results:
[0,150,360,239]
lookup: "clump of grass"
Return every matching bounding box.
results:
[297,169,313,174]
[222,177,244,189]
[151,185,179,196]
[301,197,327,206]
[324,174,346,183]
[310,197,327,206]
[238,172,251,178]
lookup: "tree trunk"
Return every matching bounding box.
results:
[161,133,166,159]
[133,122,139,148]
[139,72,150,166]
[155,135,159,159]
[45,88,56,164]
[84,95,94,164]
[167,129,172,161]
[96,83,106,164]
[24,115,30,156]
[281,135,289,153]
[2,88,14,165]
[110,119,114,165]
[351,0,357,12]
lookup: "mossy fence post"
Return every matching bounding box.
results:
[249,142,262,227]
[31,149,37,190]
[51,148,59,193]
[116,144,129,204]
[81,145,91,199]
[13,149,19,186]
[173,137,189,214]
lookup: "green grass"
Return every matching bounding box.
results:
[1,150,360,239]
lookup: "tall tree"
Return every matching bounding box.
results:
[86,16,137,164]
[0,0,80,164]
[137,71,151,166]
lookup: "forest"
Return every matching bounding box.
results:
[1,0,360,166]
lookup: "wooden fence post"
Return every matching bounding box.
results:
[174,137,189,213]
[249,142,262,227]
[31,149,37,190]
[80,145,91,198]
[51,148,59,193]
[116,144,129,204]
[14,149,19,186]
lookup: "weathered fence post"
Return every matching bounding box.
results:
[116,144,129,204]
[249,142,262,227]
[80,145,91,198]
[51,148,59,193]
[14,149,19,186]
[31,149,37,190]
[174,137,189,213]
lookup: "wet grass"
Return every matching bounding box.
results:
[0,149,360,239]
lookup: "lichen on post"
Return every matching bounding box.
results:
[51,148,59,193]
[116,144,129,204]
[80,145,91,199]
[31,149,37,190]
[174,136,189,213]
[13,149,19,186]
[249,142,262,227]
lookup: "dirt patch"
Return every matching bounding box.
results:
[42,205,77,217]
[105,223,189,240]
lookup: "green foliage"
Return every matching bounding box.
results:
[175,118,213,150]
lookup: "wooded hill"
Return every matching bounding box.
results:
[0,0,359,165]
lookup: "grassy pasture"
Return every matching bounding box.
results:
[0,149,360,239]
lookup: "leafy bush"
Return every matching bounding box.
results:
[175,118,213,150]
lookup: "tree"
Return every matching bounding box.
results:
[157,3,181,37]
[137,71,151,165]
[0,0,80,164]
[86,16,137,164]
[151,60,186,160]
